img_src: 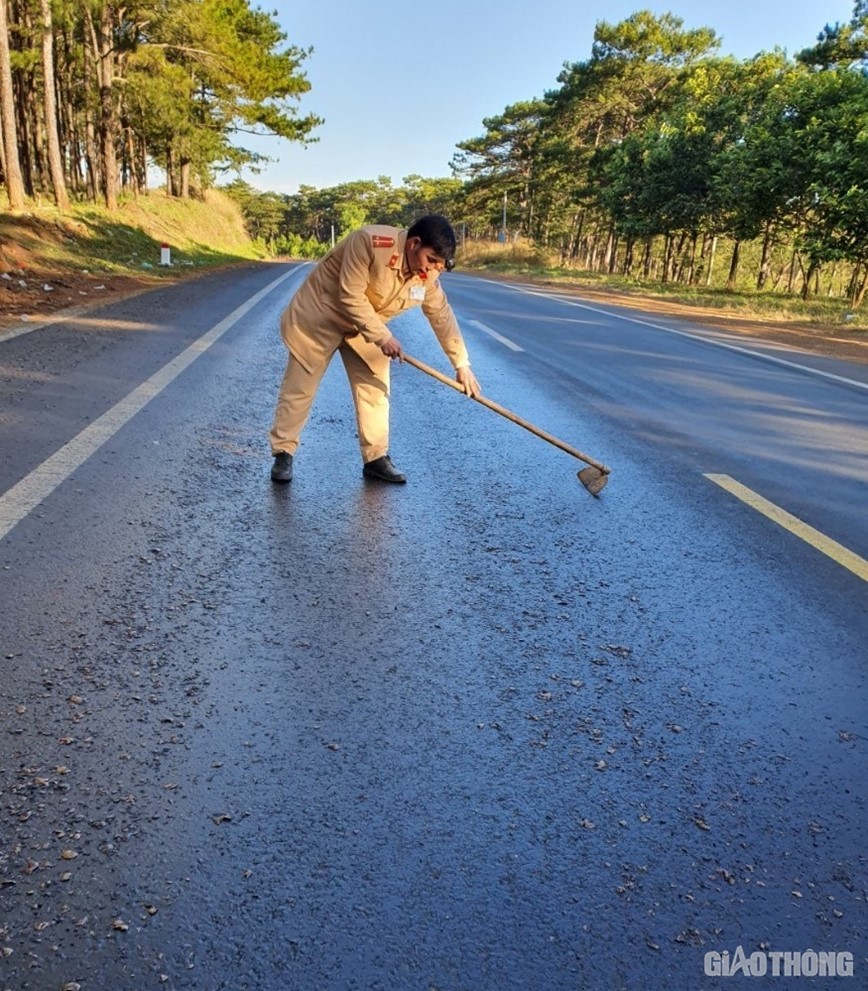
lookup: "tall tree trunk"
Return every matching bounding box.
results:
[60,55,82,193]
[641,237,653,278]
[123,125,139,195]
[18,0,39,196]
[0,0,26,209]
[725,240,741,291]
[802,260,819,301]
[39,0,69,210]
[661,234,673,283]
[98,4,119,210]
[180,158,190,198]
[138,132,148,192]
[756,221,774,290]
[85,3,119,210]
[786,249,799,294]
[67,124,83,194]
[15,73,36,196]
[84,113,99,201]
[622,236,635,275]
[567,210,585,264]
[166,145,176,196]
[695,233,711,285]
[687,231,699,285]
[671,231,688,282]
[705,235,717,286]
[0,102,6,183]
[846,263,861,306]
[602,226,615,273]
[586,239,597,272]
[32,88,50,195]
[852,265,868,308]
[81,33,99,201]
[680,231,698,284]
[607,230,619,274]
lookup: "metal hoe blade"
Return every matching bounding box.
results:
[578,466,608,497]
[403,354,613,496]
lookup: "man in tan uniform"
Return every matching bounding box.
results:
[269,214,481,483]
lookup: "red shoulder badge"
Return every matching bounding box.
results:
[371,234,396,249]
[388,253,399,267]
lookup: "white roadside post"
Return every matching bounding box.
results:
[160,243,171,266]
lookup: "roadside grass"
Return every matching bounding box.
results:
[459,240,868,331]
[0,188,265,279]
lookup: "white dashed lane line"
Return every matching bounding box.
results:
[465,318,524,352]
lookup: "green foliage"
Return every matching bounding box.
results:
[446,5,868,305]
[1,0,321,210]
[273,232,328,259]
[123,0,322,188]
[451,100,548,237]
[798,0,868,67]
[220,175,470,257]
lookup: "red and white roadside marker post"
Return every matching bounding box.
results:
[160,243,172,266]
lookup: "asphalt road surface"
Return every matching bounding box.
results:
[1,263,866,991]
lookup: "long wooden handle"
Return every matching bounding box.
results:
[403,354,611,474]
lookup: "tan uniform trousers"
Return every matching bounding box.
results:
[270,335,391,463]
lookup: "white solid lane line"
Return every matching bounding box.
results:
[0,267,300,542]
[491,280,868,392]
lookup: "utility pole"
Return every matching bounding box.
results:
[502,191,507,243]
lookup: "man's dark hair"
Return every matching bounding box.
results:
[408,214,457,267]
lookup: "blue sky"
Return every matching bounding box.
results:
[238,0,857,195]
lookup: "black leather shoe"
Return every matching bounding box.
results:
[362,454,406,484]
[271,452,293,482]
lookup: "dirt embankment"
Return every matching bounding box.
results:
[0,190,260,334]
[0,213,170,331]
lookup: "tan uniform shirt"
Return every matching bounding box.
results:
[280,225,470,373]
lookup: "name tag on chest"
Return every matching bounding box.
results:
[409,285,426,301]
